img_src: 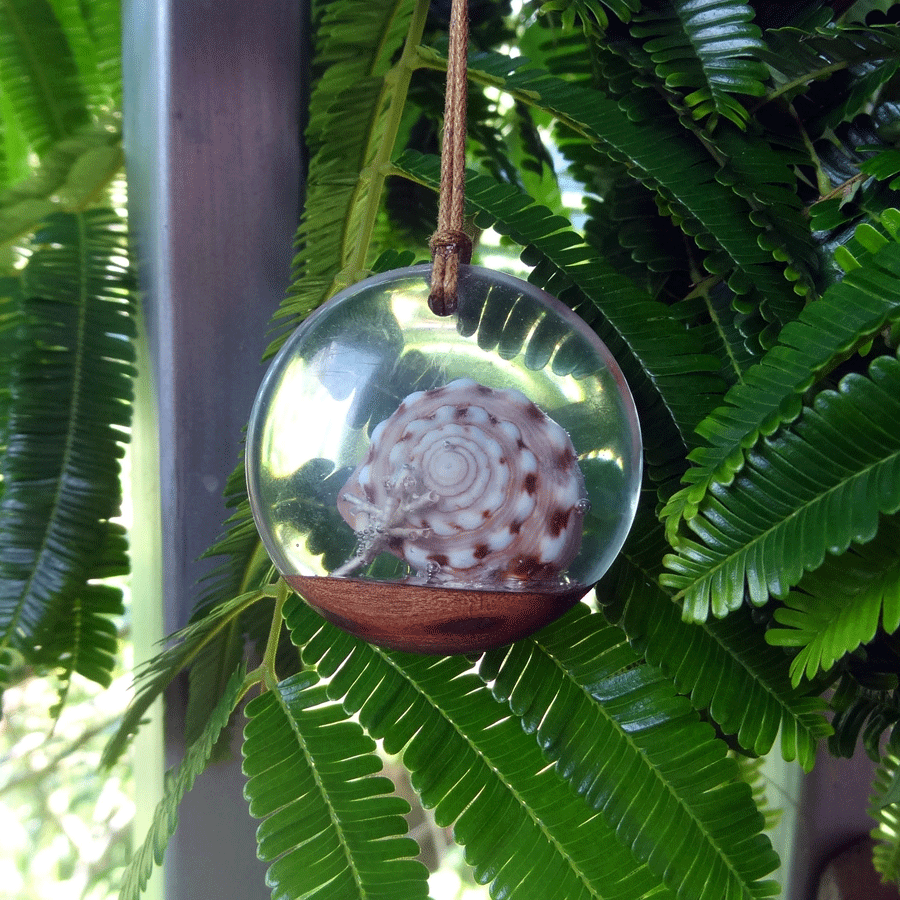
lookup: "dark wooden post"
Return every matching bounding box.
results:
[122,2,303,896]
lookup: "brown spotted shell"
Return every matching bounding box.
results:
[335,378,588,588]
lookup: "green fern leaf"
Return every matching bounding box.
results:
[0,79,31,186]
[243,672,430,900]
[480,604,780,900]
[182,460,275,746]
[662,222,900,540]
[761,24,900,130]
[285,595,685,900]
[273,0,420,350]
[457,48,805,326]
[0,0,90,155]
[0,211,133,689]
[45,0,122,113]
[871,751,900,885]
[631,0,767,129]
[102,588,266,767]
[598,508,831,769]
[0,125,123,252]
[766,516,900,686]
[118,664,247,900]
[32,523,127,705]
[662,351,900,622]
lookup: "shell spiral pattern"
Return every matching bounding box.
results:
[335,378,589,589]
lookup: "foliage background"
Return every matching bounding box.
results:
[4,0,900,898]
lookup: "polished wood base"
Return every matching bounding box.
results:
[286,575,587,655]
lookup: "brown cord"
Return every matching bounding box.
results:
[428,0,471,316]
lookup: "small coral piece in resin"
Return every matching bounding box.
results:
[334,378,589,588]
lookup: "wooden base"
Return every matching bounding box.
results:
[285,575,587,655]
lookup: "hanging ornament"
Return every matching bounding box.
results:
[246,264,642,653]
[244,0,642,653]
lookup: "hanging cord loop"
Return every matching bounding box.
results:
[428,0,472,316]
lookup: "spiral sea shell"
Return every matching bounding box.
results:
[334,378,589,589]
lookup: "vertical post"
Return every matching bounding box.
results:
[122,2,303,897]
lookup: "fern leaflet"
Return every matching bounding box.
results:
[598,508,831,769]
[766,516,900,686]
[871,751,900,885]
[285,594,684,900]
[662,352,900,622]
[480,604,780,900]
[243,672,430,900]
[663,213,900,541]
[118,664,247,900]
[631,0,767,129]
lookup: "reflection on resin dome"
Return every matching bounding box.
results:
[246,264,642,595]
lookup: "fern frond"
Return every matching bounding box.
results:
[118,665,248,900]
[32,525,127,703]
[598,508,831,769]
[871,751,900,885]
[662,351,900,622]
[102,588,267,767]
[0,125,123,252]
[480,604,780,900]
[631,0,768,129]
[45,0,122,113]
[0,0,90,155]
[273,0,421,350]
[766,515,900,687]
[733,756,782,833]
[243,672,430,900]
[761,24,900,131]
[662,214,900,540]
[454,48,806,327]
[0,211,133,691]
[182,461,275,745]
[285,595,685,900]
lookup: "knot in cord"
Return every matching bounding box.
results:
[428,229,472,316]
[428,0,469,317]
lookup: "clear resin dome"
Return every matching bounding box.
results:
[246,264,642,652]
